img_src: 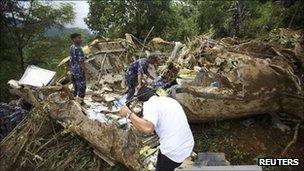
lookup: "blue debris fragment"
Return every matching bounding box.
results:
[0,99,30,141]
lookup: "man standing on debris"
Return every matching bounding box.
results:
[124,53,158,101]
[70,33,86,104]
[118,89,194,171]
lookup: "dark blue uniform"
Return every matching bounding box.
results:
[125,58,149,100]
[151,76,168,89]
[69,43,86,98]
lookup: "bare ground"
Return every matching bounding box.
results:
[191,114,304,170]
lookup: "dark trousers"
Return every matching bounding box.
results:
[156,150,182,171]
[71,74,86,98]
[125,75,137,101]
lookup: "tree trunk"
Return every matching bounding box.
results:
[17,46,25,71]
[228,1,245,37]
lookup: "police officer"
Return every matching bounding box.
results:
[124,53,158,101]
[70,33,86,104]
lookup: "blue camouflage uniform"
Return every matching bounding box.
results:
[151,76,168,89]
[125,58,150,100]
[70,43,86,98]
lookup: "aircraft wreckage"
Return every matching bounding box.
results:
[1,30,303,170]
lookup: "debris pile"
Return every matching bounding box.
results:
[1,29,303,170]
[268,28,304,49]
[173,32,303,122]
[0,107,99,171]
[0,99,30,141]
[0,86,161,170]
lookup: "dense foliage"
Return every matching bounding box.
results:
[86,0,304,40]
[85,0,174,39]
[0,0,75,101]
[1,0,303,102]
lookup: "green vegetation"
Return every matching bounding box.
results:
[191,116,304,166]
[0,1,92,101]
[86,0,304,40]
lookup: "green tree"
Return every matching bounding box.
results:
[1,0,75,71]
[0,0,75,101]
[85,0,173,39]
[190,0,304,39]
[162,2,199,41]
[192,0,233,38]
[239,1,286,38]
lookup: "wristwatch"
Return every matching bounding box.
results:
[126,111,132,119]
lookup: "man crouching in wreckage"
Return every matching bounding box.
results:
[117,88,194,171]
[124,53,158,101]
[69,33,86,104]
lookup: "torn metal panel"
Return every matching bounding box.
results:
[6,86,158,170]
[173,35,304,121]
[18,65,56,87]
[57,56,70,67]
[3,31,304,170]
[9,87,39,106]
[44,91,142,170]
[174,87,281,122]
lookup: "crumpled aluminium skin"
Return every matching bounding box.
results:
[174,36,303,122]
[44,90,143,170]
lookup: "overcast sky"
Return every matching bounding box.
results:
[51,0,89,29]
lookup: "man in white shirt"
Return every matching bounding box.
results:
[118,88,194,171]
